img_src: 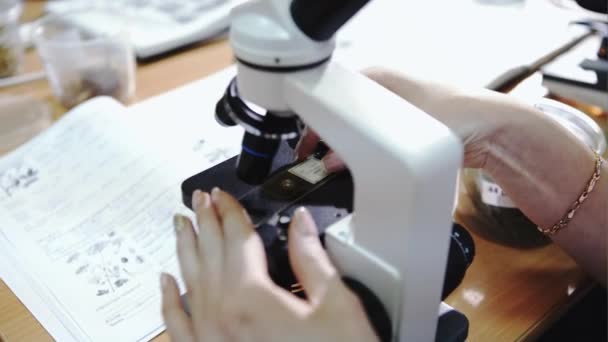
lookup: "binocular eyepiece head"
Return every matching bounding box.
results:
[215,77,304,184]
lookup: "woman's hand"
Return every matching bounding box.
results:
[297,67,606,285]
[160,188,378,341]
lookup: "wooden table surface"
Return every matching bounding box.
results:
[0,2,601,342]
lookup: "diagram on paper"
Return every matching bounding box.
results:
[0,161,39,197]
[67,231,148,297]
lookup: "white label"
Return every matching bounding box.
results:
[479,178,517,208]
[288,158,329,184]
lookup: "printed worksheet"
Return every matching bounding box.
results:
[0,68,241,342]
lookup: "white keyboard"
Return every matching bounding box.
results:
[45,0,246,58]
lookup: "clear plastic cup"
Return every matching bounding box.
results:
[0,0,23,78]
[32,9,136,108]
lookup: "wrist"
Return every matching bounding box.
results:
[480,100,600,229]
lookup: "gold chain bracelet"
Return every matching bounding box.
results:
[537,151,603,236]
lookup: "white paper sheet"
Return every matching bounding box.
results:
[0,237,77,342]
[0,68,241,341]
[334,0,600,88]
[0,98,168,341]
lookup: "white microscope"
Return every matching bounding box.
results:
[182,0,470,340]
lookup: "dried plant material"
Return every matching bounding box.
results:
[0,25,19,78]
[60,66,126,108]
[461,169,550,248]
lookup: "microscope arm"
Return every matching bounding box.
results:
[282,61,463,341]
[226,0,464,339]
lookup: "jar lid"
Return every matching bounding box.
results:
[0,95,52,155]
[534,98,606,155]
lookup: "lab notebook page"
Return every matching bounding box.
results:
[0,98,192,341]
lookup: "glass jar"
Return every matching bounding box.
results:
[0,0,23,78]
[463,98,607,248]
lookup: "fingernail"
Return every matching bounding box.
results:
[173,214,188,234]
[294,207,315,236]
[192,190,202,208]
[195,192,210,209]
[160,272,170,291]
[211,187,221,202]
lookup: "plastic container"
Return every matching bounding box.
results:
[32,9,135,109]
[463,98,606,248]
[0,0,23,78]
[0,95,52,155]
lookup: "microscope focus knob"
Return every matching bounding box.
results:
[342,277,392,342]
[442,223,475,299]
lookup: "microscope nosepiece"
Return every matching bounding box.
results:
[215,97,237,127]
[215,77,304,184]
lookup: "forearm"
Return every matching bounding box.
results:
[392,74,608,284]
[486,110,607,285]
[364,68,519,168]
[365,68,607,284]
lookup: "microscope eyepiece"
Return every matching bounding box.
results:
[290,0,370,41]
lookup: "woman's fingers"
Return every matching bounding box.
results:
[174,215,200,289]
[295,128,346,173]
[191,190,224,312]
[321,151,346,173]
[287,207,339,306]
[161,273,195,342]
[295,128,320,161]
[211,188,268,284]
[173,214,206,328]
